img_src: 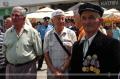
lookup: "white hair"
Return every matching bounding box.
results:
[51,9,65,18]
[12,6,26,16]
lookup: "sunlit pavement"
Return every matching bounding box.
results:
[37,61,47,79]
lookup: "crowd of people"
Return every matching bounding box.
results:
[0,2,120,79]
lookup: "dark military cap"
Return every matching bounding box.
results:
[78,3,104,17]
[43,17,50,21]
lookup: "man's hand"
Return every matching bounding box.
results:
[52,68,63,78]
[60,56,71,72]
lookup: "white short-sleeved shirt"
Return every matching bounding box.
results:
[44,27,77,74]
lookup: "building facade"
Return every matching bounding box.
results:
[0,0,97,14]
[0,0,97,26]
[99,0,120,10]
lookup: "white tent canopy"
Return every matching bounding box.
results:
[68,2,84,11]
[103,8,120,18]
[103,10,113,17]
[26,12,52,18]
[27,6,75,19]
[107,8,120,13]
[65,10,74,16]
[36,7,55,12]
[26,7,55,19]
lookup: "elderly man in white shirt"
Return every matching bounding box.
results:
[44,9,77,79]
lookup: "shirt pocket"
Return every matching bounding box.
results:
[21,37,32,52]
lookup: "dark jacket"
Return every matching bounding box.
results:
[69,31,120,79]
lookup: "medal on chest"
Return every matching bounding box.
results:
[82,54,100,75]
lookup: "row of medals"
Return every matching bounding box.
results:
[82,54,100,75]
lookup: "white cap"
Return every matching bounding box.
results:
[52,9,65,18]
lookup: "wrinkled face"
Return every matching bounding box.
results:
[11,11,25,26]
[52,15,65,27]
[80,11,101,34]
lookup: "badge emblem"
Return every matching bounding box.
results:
[82,54,100,74]
[82,67,87,72]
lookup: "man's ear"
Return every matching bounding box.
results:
[97,18,103,23]
[99,18,103,23]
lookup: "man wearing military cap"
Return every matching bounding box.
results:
[43,17,50,22]
[69,3,120,79]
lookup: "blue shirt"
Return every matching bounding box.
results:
[37,24,53,40]
[112,27,120,40]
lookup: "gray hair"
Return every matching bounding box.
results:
[12,6,26,16]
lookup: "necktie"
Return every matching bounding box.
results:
[83,39,89,57]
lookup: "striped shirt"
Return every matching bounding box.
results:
[0,31,5,68]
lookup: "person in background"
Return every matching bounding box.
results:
[37,21,42,26]
[69,3,120,79]
[112,23,120,41]
[3,6,42,79]
[0,16,13,79]
[0,27,6,79]
[0,17,12,79]
[30,18,38,29]
[44,9,77,79]
[73,7,85,40]
[65,19,79,37]
[37,16,53,70]
[106,25,113,38]
[4,17,12,31]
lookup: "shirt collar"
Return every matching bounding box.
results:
[10,25,15,32]
[11,23,30,33]
[23,23,31,32]
[54,27,67,36]
[80,32,97,46]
